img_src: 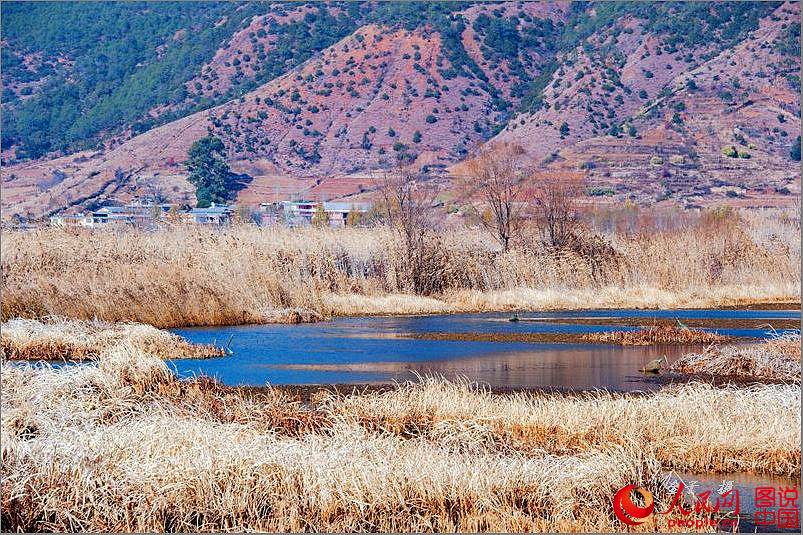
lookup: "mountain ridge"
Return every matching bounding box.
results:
[2,1,799,219]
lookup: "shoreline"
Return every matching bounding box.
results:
[226,374,802,402]
[171,298,801,329]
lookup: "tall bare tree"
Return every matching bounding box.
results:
[462,142,530,251]
[530,172,584,247]
[378,160,439,293]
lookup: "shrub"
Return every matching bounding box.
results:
[587,187,615,196]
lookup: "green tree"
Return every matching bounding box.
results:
[791,136,801,162]
[186,136,232,207]
[559,121,570,138]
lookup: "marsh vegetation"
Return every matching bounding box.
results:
[1,208,798,328]
[2,340,798,532]
[670,332,801,384]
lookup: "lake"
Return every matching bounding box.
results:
[171,308,799,390]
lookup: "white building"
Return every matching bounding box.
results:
[259,200,371,227]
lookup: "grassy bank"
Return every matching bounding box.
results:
[670,333,801,383]
[1,316,224,361]
[3,343,798,532]
[581,324,729,345]
[1,208,799,328]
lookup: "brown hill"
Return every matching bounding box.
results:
[493,2,800,206]
[2,2,799,219]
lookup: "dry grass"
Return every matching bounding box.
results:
[582,324,729,345]
[328,377,801,477]
[1,343,798,532]
[0,316,224,361]
[670,333,801,383]
[1,207,798,328]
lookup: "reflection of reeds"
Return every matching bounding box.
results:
[670,333,801,383]
[582,325,729,345]
[1,208,798,328]
[0,317,223,361]
[1,344,798,532]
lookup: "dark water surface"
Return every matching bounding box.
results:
[171,308,799,390]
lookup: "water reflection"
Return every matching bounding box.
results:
[171,308,800,389]
[269,343,698,390]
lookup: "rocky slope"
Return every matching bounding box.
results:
[495,1,801,206]
[2,1,799,219]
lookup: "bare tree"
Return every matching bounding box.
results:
[462,142,530,251]
[378,160,439,294]
[142,178,169,204]
[530,172,585,247]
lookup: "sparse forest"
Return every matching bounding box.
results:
[1,1,785,161]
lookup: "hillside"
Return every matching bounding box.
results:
[1,1,800,219]
[494,1,801,206]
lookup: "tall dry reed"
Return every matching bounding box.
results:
[327,377,801,477]
[1,316,223,360]
[670,333,801,383]
[4,344,780,532]
[1,208,798,328]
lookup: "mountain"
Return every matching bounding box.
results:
[493,1,801,206]
[2,1,799,219]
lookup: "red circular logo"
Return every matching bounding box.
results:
[613,484,655,525]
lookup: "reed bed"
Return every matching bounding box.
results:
[670,333,801,383]
[328,377,801,477]
[1,344,798,532]
[1,208,798,328]
[581,325,729,345]
[0,345,661,533]
[0,316,223,361]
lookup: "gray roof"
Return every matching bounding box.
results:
[190,204,233,215]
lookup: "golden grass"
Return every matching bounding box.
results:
[0,316,224,361]
[670,333,801,383]
[328,377,801,477]
[1,343,798,532]
[582,324,729,345]
[1,208,798,328]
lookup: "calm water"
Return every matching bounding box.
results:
[171,308,799,390]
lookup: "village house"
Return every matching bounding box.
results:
[188,202,234,225]
[259,200,370,227]
[48,213,94,228]
[49,200,176,229]
[47,199,366,229]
